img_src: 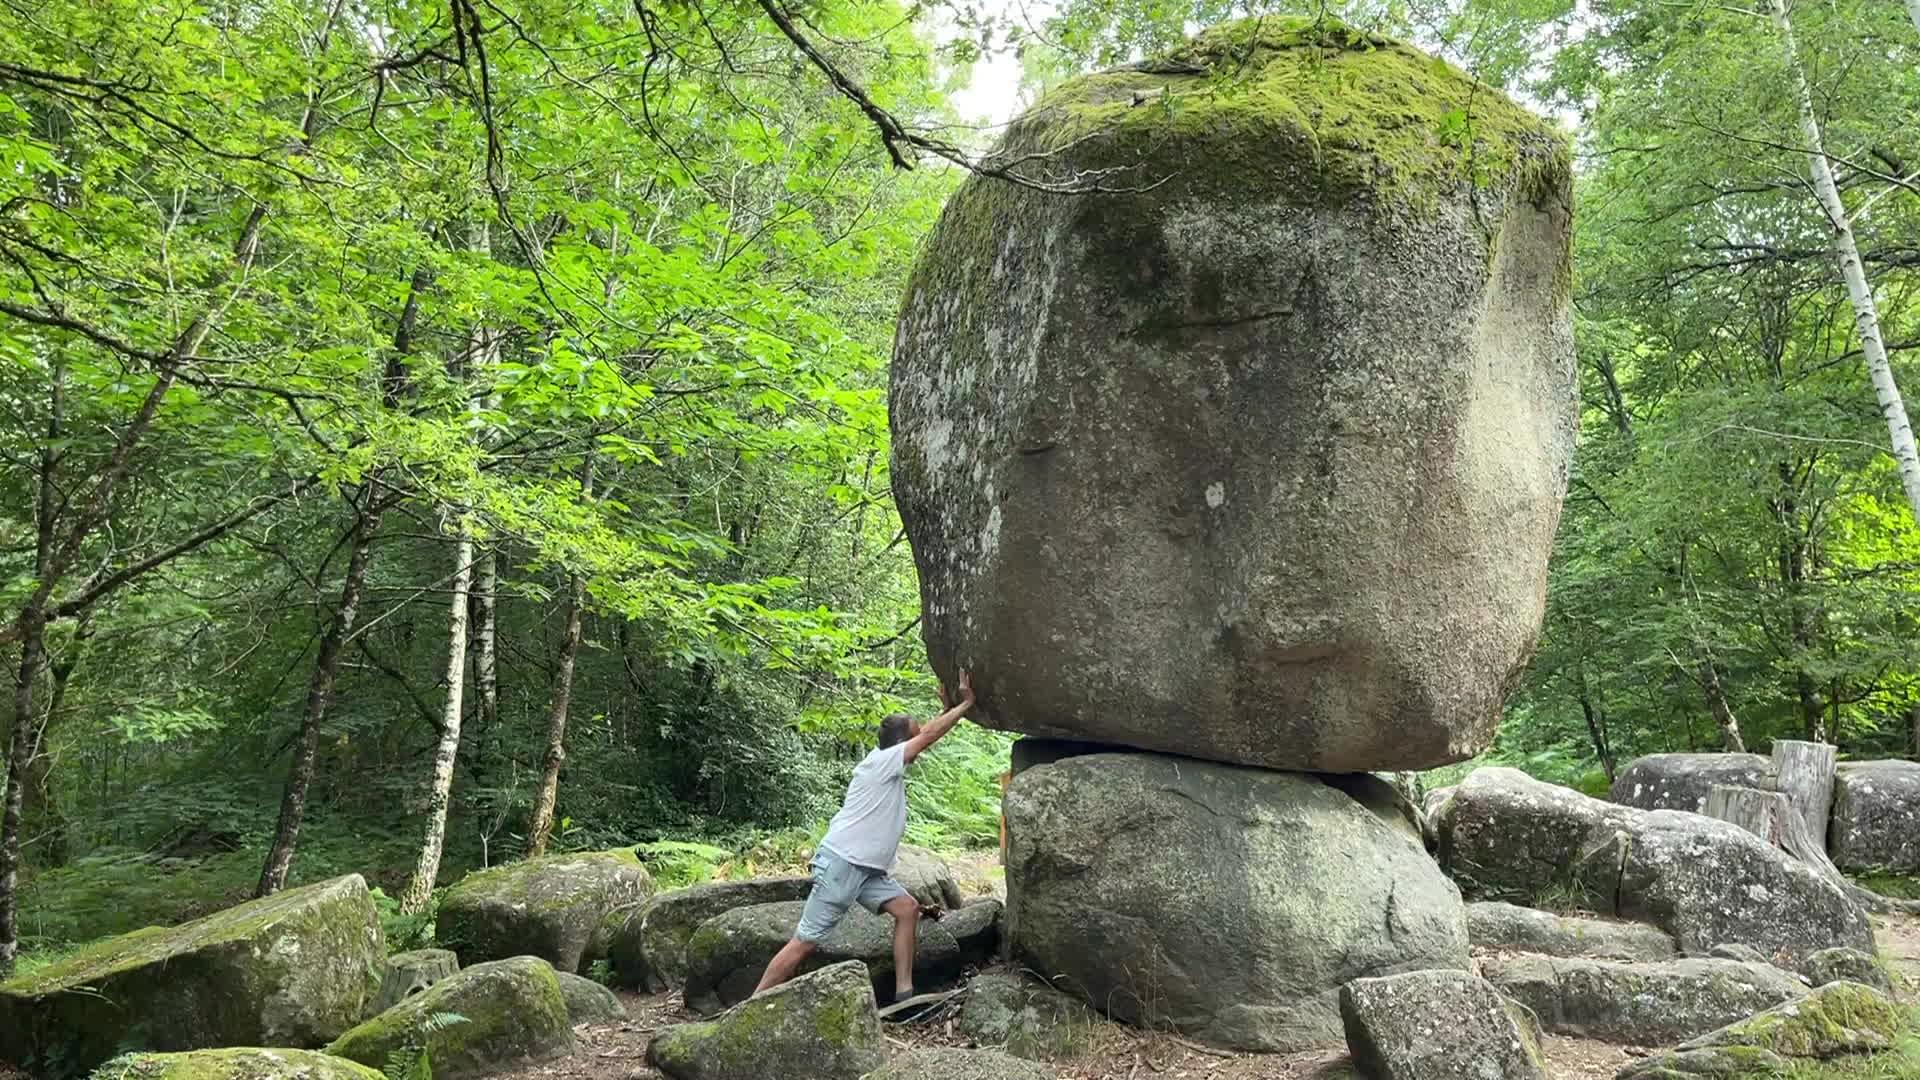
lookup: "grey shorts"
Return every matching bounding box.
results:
[795,847,911,943]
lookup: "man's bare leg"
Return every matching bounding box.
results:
[754,938,816,994]
[882,895,920,1000]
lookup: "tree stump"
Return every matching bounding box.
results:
[371,947,461,1016]
[1769,740,1837,854]
[1704,784,1854,899]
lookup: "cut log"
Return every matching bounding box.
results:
[1769,740,1836,856]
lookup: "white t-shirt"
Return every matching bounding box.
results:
[820,744,909,871]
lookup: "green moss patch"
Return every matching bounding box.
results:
[92,1047,384,1080]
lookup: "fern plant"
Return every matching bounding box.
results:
[380,1012,468,1080]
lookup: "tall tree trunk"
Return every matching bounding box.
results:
[1773,0,1920,524]
[0,615,49,977]
[526,461,593,857]
[398,222,492,915]
[256,497,383,897]
[399,524,475,915]
[1576,670,1618,781]
[23,615,89,869]
[1700,659,1747,752]
[474,549,499,738]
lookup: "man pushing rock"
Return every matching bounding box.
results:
[751,671,976,1014]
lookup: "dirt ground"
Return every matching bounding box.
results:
[497,914,1920,1080]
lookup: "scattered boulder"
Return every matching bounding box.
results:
[1480,954,1805,1044]
[326,957,574,1079]
[92,1049,385,1080]
[1436,767,1873,963]
[1610,754,1773,813]
[436,849,653,974]
[890,18,1576,774]
[372,949,461,1016]
[956,971,1100,1060]
[1006,753,1468,1051]
[647,960,883,1080]
[554,972,625,1025]
[1468,901,1677,962]
[1339,969,1548,1080]
[1799,947,1892,995]
[608,877,811,991]
[1620,981,1903,1077]
[682,898,1001,1015]
[0,874,384,1074]
[1829,760,1920,874]
[892,846,965,910]
[858,1047,1053,1080]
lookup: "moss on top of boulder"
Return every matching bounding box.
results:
[990,15,1567,212]
[91,1048,384,1080]
[1680,980,1905,1058]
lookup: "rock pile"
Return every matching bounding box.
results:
[888,13,1576,1054]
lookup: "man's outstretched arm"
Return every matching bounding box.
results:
[903,670,974,763]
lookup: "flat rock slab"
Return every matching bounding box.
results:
[648,960,883,1080]
[1007,753,1468,1052]
[1830,760,1920,874]
[609,877,811,991]
[437,849,653,975]
[327,957,575,1080]
[1340,969,1548,1080]
[682,899,1000,1015]
[859,1046,1053,1080]
[1609,754,1773,813]
[1468,901,1677,962]
[96,1049,385,1080]
[1437,767,1874,964]
[1480,954,1805,1045]
[0,874,384,1075]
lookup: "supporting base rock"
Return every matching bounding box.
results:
[609,877,811,991]
[1006,754,1468,1051]
[858,1047,1053,1080]
[956,972,1101,1061]
[1467,902,1677,962]
[1618,981,1903,1078]
[327,957,575,1080]
[1340,969,1548,1080]
[436,849,653,974]
[96,1049,385,1080]
[682,899,1000,1015]
[1480,954,1805,1044]
[648,960,883,1080]
[1437,768,1872,963]
[1610,754,1773,813]
[372,949,461,1016]
[555,972,626,1024]
[0,874,383,1075]
[1830,760,1920,874]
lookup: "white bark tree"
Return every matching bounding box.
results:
[1771,0,1920,525]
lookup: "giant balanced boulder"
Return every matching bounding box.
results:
[1004,753,1469,1050]
[0,875,383,1074]
[889,17,1576,773]
[436,848,653,974]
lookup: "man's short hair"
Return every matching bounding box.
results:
[878,713,915,749]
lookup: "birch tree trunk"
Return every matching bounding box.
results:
[1772,0,1920,524]
[526,458,593,857]
[1700,659,1747,752]
[475,550,499,740]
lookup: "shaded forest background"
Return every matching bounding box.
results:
[2,0,1918,973]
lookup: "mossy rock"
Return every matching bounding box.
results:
[1480,953,1806,1045]
[682,899,1001,1016]
[859,1046,1053,1080]
[554,971,625,1025]
[955,971,1100,1061]
[647,960,883,1080]
[325,956,574,1080]
[436,849,653,974]
[89,1048,385,1080]
[1676,980,1903,1058]
[0,875,384,1077]
[1799,947,1894,995]
[1615,1046,1789,1079]
[607,876,810,991]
